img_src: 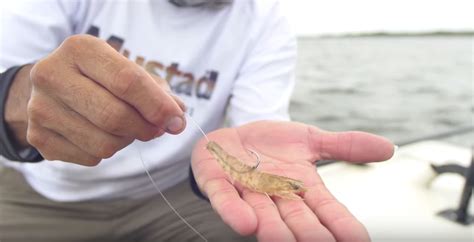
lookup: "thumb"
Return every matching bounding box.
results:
[309,127,395,163]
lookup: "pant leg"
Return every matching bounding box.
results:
[0,165,130,242]
[115,179,256,242]
[0,165,256,242]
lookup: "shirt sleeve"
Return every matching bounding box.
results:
[0,0,85,70]
[0,0,87,163]
[227,1,297,127]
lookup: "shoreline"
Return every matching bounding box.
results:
[299,31,474,39]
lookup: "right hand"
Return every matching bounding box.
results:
[192,121,394,241]
[27,34,185,166]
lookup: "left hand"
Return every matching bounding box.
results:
[191,120,394,242]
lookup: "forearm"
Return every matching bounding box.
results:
[4,64,33,149]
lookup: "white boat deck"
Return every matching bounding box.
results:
[318,140,473,242]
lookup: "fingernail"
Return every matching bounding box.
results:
[165,116,184,133]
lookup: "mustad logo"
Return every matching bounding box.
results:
[87,25,218,100]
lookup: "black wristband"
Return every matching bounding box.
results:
[189,166,209,201]
[0,65,43,162]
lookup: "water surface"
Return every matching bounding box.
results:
[290,36,473,146]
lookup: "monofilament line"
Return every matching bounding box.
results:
[137,144,208,242]
[186,113,210,142]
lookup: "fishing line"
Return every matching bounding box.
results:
[137,113,209,242]
[138,113,264,241]
[186,113,210,143]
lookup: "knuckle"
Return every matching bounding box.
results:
[27,98,52,123]
[172,95,186,112]
[250,200,276,211]
[147,100,170,125]
[81,156,102,167]
[282,205,306,221]
[26,128,48,149]
[61,34,99,52]
[146,108,163,125]
[138,128,159,141]
[66,153,102,167]
[151,74,171,91]
[203,178,234,202]
[98,103,128,134]
[30,60,54,87]
[40,151,56,162]
[94,137,130,159]
[316,197,338,209]
[112,67,141,97]
[95,140,118,159]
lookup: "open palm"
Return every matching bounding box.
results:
[191,121,394,242]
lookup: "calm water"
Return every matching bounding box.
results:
[290,36,473,147]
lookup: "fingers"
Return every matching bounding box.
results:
[275,198,335,242]
[27,90,133,163]
[305,184,370,242]
[58,35,185,133]
[242,191,295,242]
[150,72,187,112]
[307,126,395,163]
[169,93,187,112]
[27,123,100,166]
[27,34,188,165]
[46,68,161,141]
[203,178,257,236]
[193,140,257,235]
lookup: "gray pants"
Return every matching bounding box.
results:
[0,165,255,242]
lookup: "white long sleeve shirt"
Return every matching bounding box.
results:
[0,0,296,201]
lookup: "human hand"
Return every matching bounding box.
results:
[26,34,185,165]
[192,121,394,242]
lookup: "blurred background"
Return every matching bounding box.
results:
[280,0,473,146]
[279,2,473,239]
[1,0,472,145]
[0,0,472,240]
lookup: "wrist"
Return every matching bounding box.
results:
[4,64,33,148]
[1,64,42,163]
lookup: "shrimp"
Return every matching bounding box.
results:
[206,141,307,200]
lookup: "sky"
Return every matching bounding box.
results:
[279,0,474,36]
[0,1,473,36]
